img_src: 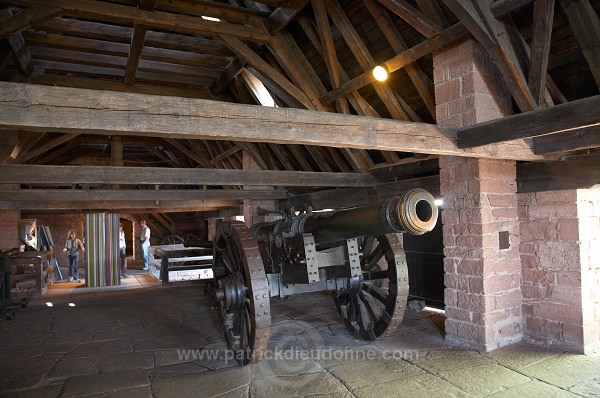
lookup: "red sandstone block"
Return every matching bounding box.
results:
[444,246,470,259]
[444,259,458,273]
[456,258,484,276]
[479,179,517,194]
[444,318,460,335]
[521,254,540,269]
[436,78,462,104]
[461,109,478,126]
[494,289,523,310]
[536,190,578,205]
[491,207,518,220]
[445,273,469,290]
[563,322,584,345]
[528,204,578,220]
[517,204,530,219]
[444,58,476,81]
[445,306,473,322]
[475,107,507,123]
[521,284,548,300]
[487,194,516,208]
[469,276,484,293]
[478,159,516,180]
[517,192,536,206]
[438,155,463,168]
[445,288,459,307]
[519,242,537,254]
[459,208,484,224]
[484,274,521,294]
[555,271,582,287]
[443,181,471,196]
[456,234,484,248]
[557,218,580,241]
[522,268,556,285]
[549,284,582,307]
[441,209,460,224]
[533,301,582,324]
[520,220,559,242]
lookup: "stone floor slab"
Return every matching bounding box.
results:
[151,366,249,398]
[249,371,349,397]
[484,342,565,369]
[408,347,497,373]
[519,353,600,389]
[352,372,471,398]
[569,375,600,397]
[327,357,426,390]
[61,369,149,398]
[488,380,579,397]
[439,364,531,396]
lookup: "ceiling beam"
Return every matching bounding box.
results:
[0,188,288,201]
[0,8,35,75]
[124,0,155,85]
[527,0,554,107]
[532,124,600,154]
[265,0,309,35]
[375,0,443,38]
[319,22,469,106]
[0,82,546,160]
[0,200,241,211]
[457,94,600,147]
[490,0,533,18]
[0,164,376,187]
[560,0,600,89]
[4,0,270,43]
[0,4,61,38]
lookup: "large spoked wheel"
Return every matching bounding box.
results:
[333,234,409,340]
[212,221,271,365]
[160,234,184,245]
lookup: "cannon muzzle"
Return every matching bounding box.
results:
[252,188,438,244]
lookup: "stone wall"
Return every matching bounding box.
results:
[0,210,19,252]
[519,188,600,353]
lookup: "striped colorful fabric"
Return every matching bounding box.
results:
[84,213,120,287]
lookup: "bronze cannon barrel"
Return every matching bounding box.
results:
[252,188,438,244]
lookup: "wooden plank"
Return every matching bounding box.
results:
[369,156,439,182]
[209,144,241,165]
[0,200,240,211]
[37,18,232,56]
[471,0,537,112]
[325,0,409,120]
[0,81,545,160]
[364,0,436,118]
[2,131,30,164]
[0,188,289,201]
[415,0,448,27]
[0,164,377,187]
[153,0,266,25]
[163,138,212,168]
[532,124,600,154]
[5,0,270,42]
[375,0,443,37]
[319,22,469,106]
[528,0,555,106]
[491,0,534,19]
[560,0,600,88]
[265,0,309,35]
[0,5,61,38]
[517,153,600,192]
[1,8,34,76]
[457,94,600,147]
[441,0,495,49]
[124,23,150,84]
[16,133,81,163]
[218,35,315,109]
[266,32,330,111]
[211,57,244,94]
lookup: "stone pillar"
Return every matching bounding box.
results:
[435,39,522,351]
[519,188,600,353]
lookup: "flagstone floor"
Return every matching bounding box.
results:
[1,278,599,398]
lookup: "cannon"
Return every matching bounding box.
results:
[212,188,438,364]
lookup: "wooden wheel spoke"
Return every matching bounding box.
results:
[361,236,375,258]
[363,281,389,303]
[364,243,384,270]
[359,291,384,321]
[362,269,388,281]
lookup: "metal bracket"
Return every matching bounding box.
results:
[346,238,361,294]
[302,233,319,283]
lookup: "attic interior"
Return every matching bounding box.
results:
[1,0,600,394]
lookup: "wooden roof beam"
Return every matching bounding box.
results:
[0,4,61,38]
[560,0,600,89]
[319,22,469,106]
[3,0,270,42]
[124,0,155,85]
[375,0,443,38]
[532,125,600,154]
[265,0,309,35]
[457,94,600,147]
[528,0,555,107]
[0,164,376,187]
[0,81,546,160]
[1,8,35,75]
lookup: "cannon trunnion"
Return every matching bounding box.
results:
[212,188,438,365]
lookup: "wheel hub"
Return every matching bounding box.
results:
[214,272,246,311]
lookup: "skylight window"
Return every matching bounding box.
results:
[201,16,220,22]
[241,69,276,107]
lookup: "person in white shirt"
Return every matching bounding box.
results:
[119,223,128,278]
[139,220,151,271]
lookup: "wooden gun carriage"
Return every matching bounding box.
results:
[212,188,438,365]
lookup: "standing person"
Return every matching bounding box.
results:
[63,230,85,282]
[139,220,151,271]
[119,223,128,278]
